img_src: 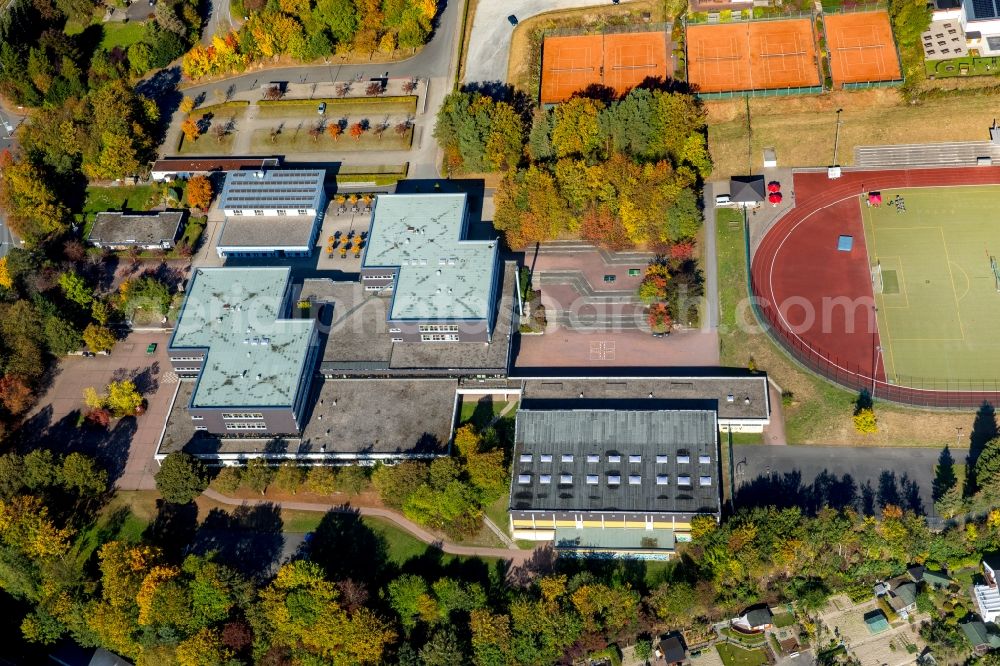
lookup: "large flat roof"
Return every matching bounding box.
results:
[511,407,721,514]
[217,214,317,249]
[170,267,315,408]
[518,374,770,421]
[219,169,325,211]
[362,193,499,322]
[88,211,184,245]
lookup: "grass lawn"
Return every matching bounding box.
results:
[707,89,1000,179]
[716,208,976,445]
[926,56,1000,78]
[459,397,516,429]
[716,643,768,666]
[255,96,418,119]
[73,493,153,566]
[178,132,237,155]
[773,611,796,628]
[100,22,146,50]
[249,127,412,153]
[721,627,767,646]
[84,184,157,215]
[484,495,510,534]
[860,186,1000,386]
[730,431,764,445]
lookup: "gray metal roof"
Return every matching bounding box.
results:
[217,214,317,249]
[219,169,325,211]
[511,408,720,514]
[362,193,499,322]
[88,211,184,245]
[169,267,316,408]
[730,175,766,203]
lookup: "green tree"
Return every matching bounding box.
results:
[241,458,272,495]
[273,462,305,494]
[58,271,93,309]
[213,467,242,494]
[337,465,368,494]
[305,465,337,495]
[976,437,1000,498]
[372,461,428,508]
[420,628,466,666]
[23,449,60,490]
[484,101,524,171]
[312,0,358,43]
[388,574,436,635]
[61,452,107,496]
[155,453,208,504]
[550,97,604,159]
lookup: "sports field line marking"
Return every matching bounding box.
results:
[891,337,966,342]
[877,254,910,310]
[860,200,898,381]
[951,259,972,302]
[765,178,1000,387]
[939,227,967,342]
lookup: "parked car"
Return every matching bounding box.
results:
[507,14,518,25]
[82,351,95,358]
[318,102,326,115]
[146,343,157,355]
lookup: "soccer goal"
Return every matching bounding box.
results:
[871,260,883,294]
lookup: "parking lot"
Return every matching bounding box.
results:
[19,331,175,490]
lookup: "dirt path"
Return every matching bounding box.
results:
[202,488,538,563]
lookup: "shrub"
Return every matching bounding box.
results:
[854,408,878,434]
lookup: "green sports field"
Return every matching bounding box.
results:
[860,185,1000,389]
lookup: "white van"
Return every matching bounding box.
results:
[715,194,731,206]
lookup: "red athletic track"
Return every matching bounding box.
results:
[750,166,1000,408]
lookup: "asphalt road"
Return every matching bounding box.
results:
[732,444,959,519]
[201,0,239,45]
[702,182,721,331]
[464,0,645,84]
[0,217,11,259]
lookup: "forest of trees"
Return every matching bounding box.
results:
[8,434,1000,664]
[0,0,200,107]
[182,0,437,79]
[435,86,711,250]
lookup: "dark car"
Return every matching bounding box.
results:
[82,351,95,357]
[507,14,518,25]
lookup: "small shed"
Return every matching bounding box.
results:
[763,148,777,168]
[864,609,890,634]
[729,175,766,208]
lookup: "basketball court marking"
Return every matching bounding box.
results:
[589,341,616,361]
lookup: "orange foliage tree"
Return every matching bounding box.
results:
[185,175,213,210]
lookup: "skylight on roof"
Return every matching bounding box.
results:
[519,454,532,463]
[629,454,641,463]
[540,454,553,463]
[628,475,641,485]
[517,474,531,484]
[678,475,691,486]
[560,473,573,484]
[700,476,713,486]
[608,474,621,485]
[586,474,599,485]
[677,455,690,464]
[587,454,600,463]
[699,455,711,464]
[656,455,669,464]
[561,454,574,463]
[656,475,669,485]
[608,454,621,463]
[540,474,551,484]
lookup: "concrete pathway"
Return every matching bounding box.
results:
[763,379,788,445]
[202,488,538,562]
[482,515,519,549]
[702,181,721,332]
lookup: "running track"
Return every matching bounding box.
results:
[750,166,1000,407]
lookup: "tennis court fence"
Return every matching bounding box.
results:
[842,78,903,90]
[696,85,824,99]
[542,21,671,39]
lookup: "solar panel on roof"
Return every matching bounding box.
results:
[973,0,998,18]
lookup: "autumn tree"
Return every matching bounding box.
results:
[181,118,200,142]
[185,175,213,209]
[263,85,283,101]
[647,302,672,334]
[365,81,384,96]
[0,376,33,415]
[326,122,343,141]
[273,462,305,494]
[83,324,118,354]
[306,465,337,495]
[155,453,208,504]
[106,380,143,417]
[179,96,195,113]
[308,124,323,142]
[242,458,272,495]
[349,122,365,140]
[58,271,93,309]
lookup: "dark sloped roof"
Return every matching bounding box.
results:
[892,581,917,607]
[962,620,990,647]
[730,175,766,202]
[745,606,773,627]
[659,635,686,661]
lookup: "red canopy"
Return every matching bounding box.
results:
[768,192,783,204]
[767,181,781,193]
[869,192,882,204]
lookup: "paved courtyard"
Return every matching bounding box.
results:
[20,331,175,490]
[514,328,720,369]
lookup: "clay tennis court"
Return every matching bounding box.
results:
[687,20,820,93]
[540,32,670,104]
[825,11,902,84]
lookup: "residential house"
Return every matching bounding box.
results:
[887,581,918,619]
[655,634,687,665]
[360,193,501,343]
[961,619,1000,656]
[975,555,1000,623]
[87,211,185,250]
[735,605,773,632]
